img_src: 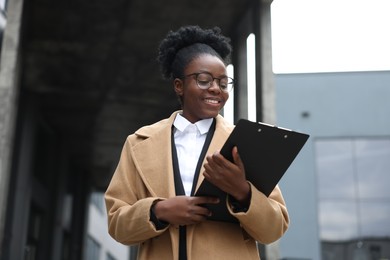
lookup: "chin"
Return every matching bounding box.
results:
[203,111,219,119]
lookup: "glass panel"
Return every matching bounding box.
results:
[91,192,105,213]
[85,236,101,260]
[318,200,358,241]
[106,253,117,260]
[359,201,390,238]
[316,138,390,260]
[0,0,5,10]
[355,139,390,199]
[316,139,356,199]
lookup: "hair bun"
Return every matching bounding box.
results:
[157,25,232,79]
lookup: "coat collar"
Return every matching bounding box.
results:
[132,111,234,198]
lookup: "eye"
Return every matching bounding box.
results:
[219,83,228,90]
[198,79,211,84]
[219,78,228,89]
[197,73,213,86]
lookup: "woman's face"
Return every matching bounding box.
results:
[174,54,229,123]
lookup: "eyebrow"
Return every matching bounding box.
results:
[196,70,228,78]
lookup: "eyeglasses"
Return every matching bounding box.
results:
[184,72,234,93]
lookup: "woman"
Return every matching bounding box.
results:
[105,25,289,260]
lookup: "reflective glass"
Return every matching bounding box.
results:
[318,200,359,241]
[360,201,390,237]
[315,138,390,259]
[355,139,390,199]
[316,139,356,199]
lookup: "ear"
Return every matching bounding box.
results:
[173,78,184,96]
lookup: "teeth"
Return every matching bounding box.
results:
[205,99,219,104]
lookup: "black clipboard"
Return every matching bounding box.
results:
[195,119,310,223]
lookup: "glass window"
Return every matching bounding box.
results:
[355,139,390,199]
[315,138,390,260]
[91,192,105,213]
[0,0,6,11]
[106,253,117,260]
[85,236,101,260]
[316,139,356,199]
[318,200,358,241]
[360,201,390,238]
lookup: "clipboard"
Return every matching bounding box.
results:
[195,119,310,223]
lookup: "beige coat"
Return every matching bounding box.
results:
[105,111,289,260]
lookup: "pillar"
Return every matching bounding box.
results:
[0,0,24,254]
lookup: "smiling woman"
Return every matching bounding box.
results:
[174,54,229,123]
[104,25,290,260]
[271,0,390,73]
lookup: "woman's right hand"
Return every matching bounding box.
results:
[153,196,220,226]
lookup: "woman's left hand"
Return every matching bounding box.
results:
[203,146,250,205]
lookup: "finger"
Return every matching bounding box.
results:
[232,146,244,170]
[205,156,224,173]
[203,170,210,180]
[194,205,213,217]
[211,151,228,166]
[189,213,209,224]
[203,168,224,183]
[193,196,220,205]
[203,165,217,181]
[208,153,231,173]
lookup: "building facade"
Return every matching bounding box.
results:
[84,192,130,260]
[275,71,390,260]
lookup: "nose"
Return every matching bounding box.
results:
[208,79,221,93]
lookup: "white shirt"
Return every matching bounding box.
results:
[173,114,213,196]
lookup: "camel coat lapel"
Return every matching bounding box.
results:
[132,114,177,199]
[132,112,233,199]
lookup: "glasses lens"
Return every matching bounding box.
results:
[219,77,228,90]
[196,73,213,89]
[195,73,234,92]
[220,77,234,92]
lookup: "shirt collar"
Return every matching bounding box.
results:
[174,114,214,135]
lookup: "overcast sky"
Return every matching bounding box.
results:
[271,0,390,73]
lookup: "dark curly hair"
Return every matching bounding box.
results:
[157,25,232,80]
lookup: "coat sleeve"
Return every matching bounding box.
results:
[104,136,169,245]
[227,183,289,244]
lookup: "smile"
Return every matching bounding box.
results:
[204,98,220,104]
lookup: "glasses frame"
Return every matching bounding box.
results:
[183,72,234,93]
